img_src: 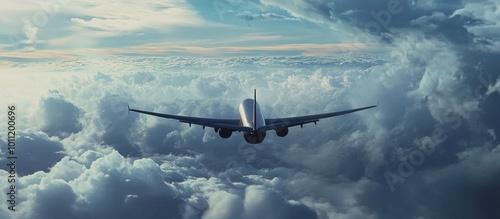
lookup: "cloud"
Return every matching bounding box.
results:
[242,185,318,219]
[33,90,83,139]
[236,11,300,21]
[487,79,500,95]
[1,56,381,218]
[1,22,499,219]
[97,93,141,157]
[29,178,79,219]
[19,19,39,51]
[202,185,317,219]
[260,0,499,48]
[0,0,213,55]
[1,151,185,219]
[452,0,500,52]
[203,190,244,219]
[0,42,372,58]
[1,130,64,176]
[1,1,498,218]
[66,0,204,37]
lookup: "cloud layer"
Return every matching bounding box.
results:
[1,0,499,218]
[1,50,498,218]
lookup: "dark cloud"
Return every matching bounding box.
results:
[30,179,80,219]
[98,93,141,157]
[251,1,500,218]
[71,152,182,219]
[5,152,185,219]
[115,51,495,219]
[36,90,83,139]
[261,0,499,48]
[1,130,64,175]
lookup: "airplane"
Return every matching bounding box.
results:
[128,89,377,144]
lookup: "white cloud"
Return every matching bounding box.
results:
[410,11,447,31]
[65,0,204,36]
[236,11,301,21]
[1,55,378,218]
[487,80,500,95]
[1,47,499,219]
[21,19,39,51]
[259,0,361,40]
[203,191,243,219]
[260,0,330,24]
[452,0,500,52]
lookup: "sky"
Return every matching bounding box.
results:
[1,0,500,219]
[0,0,369,58]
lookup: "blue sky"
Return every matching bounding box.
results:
[1,0,500,218]
[0,0,369,58]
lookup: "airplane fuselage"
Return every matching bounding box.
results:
[239,99,266,144]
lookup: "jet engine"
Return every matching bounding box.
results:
[218,129,232,138]
[244,131,266,144]
[275,127,289,137]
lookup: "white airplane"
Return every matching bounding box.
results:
[129,89,377,144]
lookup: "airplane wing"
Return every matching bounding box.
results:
[259,103,377,132]
[128,106,253,132]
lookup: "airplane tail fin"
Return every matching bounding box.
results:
[253,89,257,132]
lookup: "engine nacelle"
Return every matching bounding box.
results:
[275,127,289,137]
[244,131,266,144]
[218,129,232,139]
